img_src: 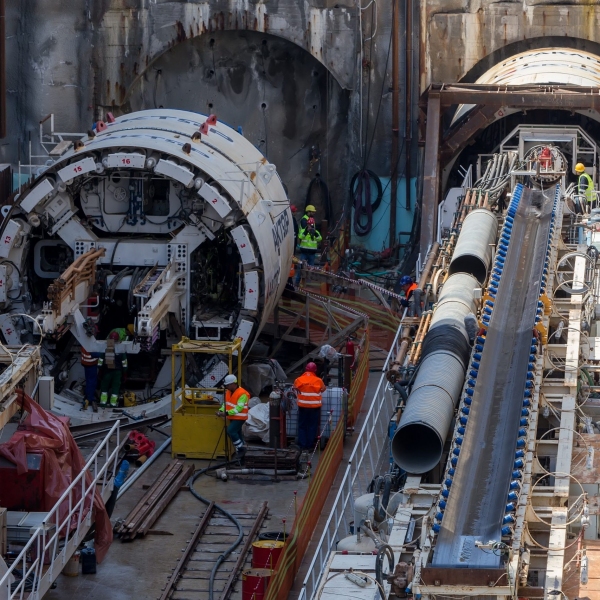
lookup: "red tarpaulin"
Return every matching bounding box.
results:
[0,390,113,562]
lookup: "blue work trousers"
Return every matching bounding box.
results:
[84,365,98,403]
[298,407,321,450]
[227,419,245,446]
[295,252,316,286]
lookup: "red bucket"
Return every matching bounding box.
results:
[242,568,271,600]
[251,540,284,570]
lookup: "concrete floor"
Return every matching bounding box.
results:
[45,428,311,600]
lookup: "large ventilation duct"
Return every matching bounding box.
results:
[448,209,498,285]
[392,272,479,474]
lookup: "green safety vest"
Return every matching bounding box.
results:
[578,173,595,203]
[109,328,128,343]
[298,224,322,250]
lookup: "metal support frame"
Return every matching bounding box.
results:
[420,92,441,261]
[0,421,121,599]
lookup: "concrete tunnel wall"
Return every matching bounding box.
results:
[2,0,422,236]
[421,2,600,91]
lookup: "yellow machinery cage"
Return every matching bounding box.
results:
[171,337,243,459]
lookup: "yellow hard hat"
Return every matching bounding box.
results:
[305,205,317,213]
[127,324,135,335]
[575,162,586,174]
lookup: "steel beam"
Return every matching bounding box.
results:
[424,84,600,110]
[441,104,501,161]
[420,92,441,261]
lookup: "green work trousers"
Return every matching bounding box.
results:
[100,369,123,396]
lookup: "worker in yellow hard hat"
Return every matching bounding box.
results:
[575,162,595,207]
[300,205,317,231]
[295,205,321,286]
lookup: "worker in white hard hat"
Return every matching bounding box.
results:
[575,162,595,207]
[216,374,250,456]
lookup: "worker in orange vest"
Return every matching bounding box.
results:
[294,362,326,450]
[217,374,251,456]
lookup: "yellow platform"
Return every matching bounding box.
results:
[170,338,242,460]
[172,396,232,459]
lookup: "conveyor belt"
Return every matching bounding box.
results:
[433,187,553,567]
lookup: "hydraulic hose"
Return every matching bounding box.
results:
[351,169,382,237]
[188,462,244,600]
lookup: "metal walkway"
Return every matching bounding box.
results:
[434,187,554,567]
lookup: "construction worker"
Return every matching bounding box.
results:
[80,347,99,412]
[575,162,595,208]
[295,209,322,286]
[98,328,129,407]
[217,374,250,456]
[294,362,326,450]
[397,275,417,308]
[299,204,317,232]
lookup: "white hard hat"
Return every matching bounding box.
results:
[224,374,237,385]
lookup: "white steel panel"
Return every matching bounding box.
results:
[230,226,257,266]
[20,178,54,213]
[154,159,194,187]
[105,153,146,169]
[197,183,232,218]
[0,220,21,258]
[57,157,96,182]
[234,319,254,351]
[243,271,259,311]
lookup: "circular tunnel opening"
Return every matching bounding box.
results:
[392,423,443,475]
[447,255,487,286]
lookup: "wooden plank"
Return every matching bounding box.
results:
[138,465,194,536]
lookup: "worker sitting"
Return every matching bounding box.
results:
[217,374,250,456]
[397,275,417,308]
[295,206,322,286]
[575,162,595,210]
[98,328,129,408]
[294,362,326,451]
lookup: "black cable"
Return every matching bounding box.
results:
[305,175,332,223]
[188,462,244,600]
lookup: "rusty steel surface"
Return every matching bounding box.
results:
[420,92,441,261]
[433,187,553,567]
[424,84,600,109]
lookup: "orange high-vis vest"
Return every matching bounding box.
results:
[294,372,325,408]
[225,387,250,420]
[289,264,295,278]
[81,348,98,367]
[407,282,417,300]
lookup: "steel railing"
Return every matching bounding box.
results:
[0,421,121,599]
[298,324,403,600]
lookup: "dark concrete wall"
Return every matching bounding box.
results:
[422,1,600,91]
[2,0,419,236]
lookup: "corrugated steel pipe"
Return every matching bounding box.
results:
[448,209,498,285]
[392,272,479,474]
